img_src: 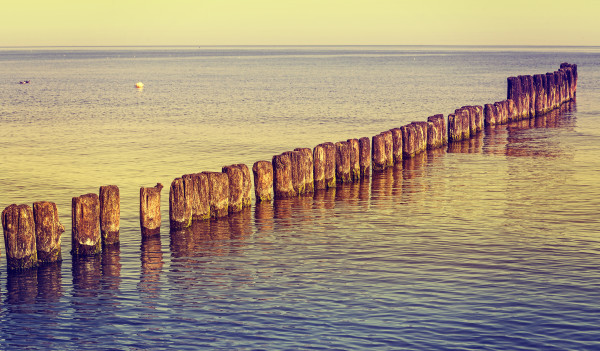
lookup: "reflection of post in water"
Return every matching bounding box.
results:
[254,201,274,232]
[101,244,121,290]
[402,152,427,180]
[37,261,63,304]
[273,196,313,228]
[229,207,252,241]
[139,234,164,298]
[72,255,102,299]
[370,166,394,201]
[400,152,428,201]
[314,188,336,211]
[334,179,371,209]
[6,269,37,311]
[506,102,575,158]
[447,131,483,154]
[483,124,509,156]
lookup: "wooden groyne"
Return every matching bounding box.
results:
[1,63,577,270]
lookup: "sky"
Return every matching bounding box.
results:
[1,0,599,46]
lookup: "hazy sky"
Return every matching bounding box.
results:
[2,0,599,46]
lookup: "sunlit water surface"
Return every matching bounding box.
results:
[0,46,599,350]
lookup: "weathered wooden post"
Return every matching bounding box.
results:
[459,108,471,140]
[428,114,447,147]
[461,107,477,136]
[223,165,245,213]
[533,74,545,116]
[183,173,210,221]
[347,139,361,181]
[358,137,371,178]
[204,171,230,218]
[99,185,120,245]
[284,150,307,195]
[556,70,565,105]
[237,164,252,208]
[390,128,403,164]
[523,75,534,118]
[253,161,273,202]
[401,124,416,158]
[273,153,296,198]
[426,116,438,148]
[313,144,327,190]
[412,122,428,154]
[2,204,38,270]
[507,99,517,122]
[140,183,163,237]
[382,130,393,167]
[294,148,315,193]
[335,141,352,183]
[484,104,497,126]
[545,72,555,110]
[33,201,64,263]
[72,193,101,256]
[473,106,484,133]
[493,102,505,125]
[425,121,436,149]
[448,113,459,142]
[372,133,387,171]
[507,76,522,119]
[169,177,192,230]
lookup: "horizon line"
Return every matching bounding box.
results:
[1,44,600,49]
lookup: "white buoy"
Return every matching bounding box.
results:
[135,82,144,89]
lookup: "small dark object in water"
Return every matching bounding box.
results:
[19,80,31,84]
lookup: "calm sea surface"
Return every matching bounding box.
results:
[1,46,599,350]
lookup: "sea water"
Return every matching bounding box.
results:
[0,46,599,350]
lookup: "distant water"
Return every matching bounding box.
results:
[1,46,599,350]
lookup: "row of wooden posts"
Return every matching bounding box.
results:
[1,63,577,271]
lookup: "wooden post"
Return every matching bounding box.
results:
[223,165,245,213]
[72,193,101,256]
[546,72,555,111]
[493,102,505,125]
[371,133,387,171]
[294,148,315,193]
[484,104,496,126]
[401,124,416,158]
[533,74,546,116]
[521,75,533,118]
[390,128,403,163]
[169,177,192,230]
[99,185,120,245]
[253,161,273,202]
[411,122,428,154]
[448,114,459,142]
[335,141,351,183]
[183,173,210,221]
[140,183,163,237]
[382,130,393,167]
[427,114,445,149]
[237,163,252,208]
[273,153,296,198]
[284,150,306,195]
[507,99,517,122]
[313,144,327,190]
[33,201,64,263]
[2,204,38,270]
[459,108,471,140]
[204,171,229,218]
[507,76,522,119]
[322,142,337,187]
[473,106,484,133]
[358,137,371,178]
[346,139,361,181]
